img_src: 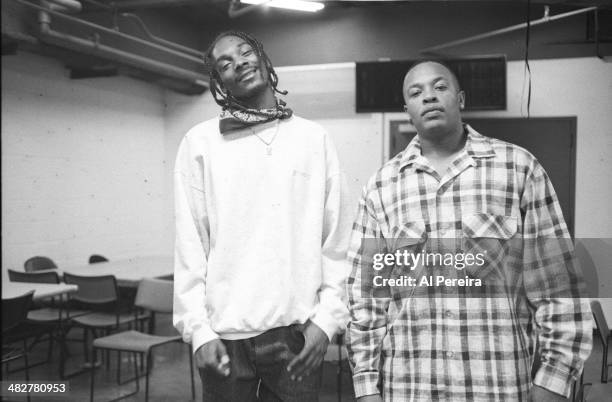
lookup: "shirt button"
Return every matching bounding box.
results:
[445,310,454,318]
[446,351,454,358]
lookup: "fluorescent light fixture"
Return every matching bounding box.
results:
[241,0,324,13]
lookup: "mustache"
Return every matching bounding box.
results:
[421,106,445,116]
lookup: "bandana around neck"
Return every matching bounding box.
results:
[218,99,293,134]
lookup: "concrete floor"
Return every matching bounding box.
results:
[1,314,608,402]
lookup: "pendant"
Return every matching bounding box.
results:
[266,146,272,156]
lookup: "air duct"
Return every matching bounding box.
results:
[8,0,208,94]
[42,0,82,13]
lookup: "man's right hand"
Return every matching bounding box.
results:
[357,395,383,402]
[194,339,231,377]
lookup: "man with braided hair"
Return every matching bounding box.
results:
[173,31,351,401]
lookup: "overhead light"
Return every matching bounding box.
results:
[240,0,324,13]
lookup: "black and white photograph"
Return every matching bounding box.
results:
[2,0,612,401]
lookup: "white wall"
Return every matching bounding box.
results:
[1,52,167,278]
[467,58,612,239]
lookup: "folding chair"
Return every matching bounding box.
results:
[573,300,612,401]
[24,256,57,272]
[590,300,611,382]
[89,255,109,264]
[90,278,195,402]
[62,273,143,378]
[574,370,612,401]
[2,291,35,402]
[8,269,89,374]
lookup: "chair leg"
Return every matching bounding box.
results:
[7,331,56,373]
[105,330,110,371]
[23,340,29,382]
[95,351,141,402]
[576,371,585,402]
[603,343,608,383]
[83,328,89,363]
[188,345,195,401]
[47,332,54,362]
[117,352,146,385]
[61,327,101,379]
[59,326,68,379]
[24,339,31,402]
[62,324,75,358]
[117,351,121,384]
[572,371,579,402]
[145,352,152,402]
[133,352,140,396]
[90,348,96,402]
[336,341,342,402]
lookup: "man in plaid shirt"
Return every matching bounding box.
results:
[346,61,592,401]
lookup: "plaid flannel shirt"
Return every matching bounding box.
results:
[346,125,592,401]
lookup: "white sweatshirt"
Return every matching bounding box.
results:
[173,115,351,353]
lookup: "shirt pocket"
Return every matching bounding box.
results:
[462,214,518,284]
[462,213,517,239]
[387,219,427,252]
[386,220,428,306]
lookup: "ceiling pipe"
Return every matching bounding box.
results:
[38,22,208,86]
[17,0,205,64]
[74,1,204,59]
[42,0,82,12]
[421,6,598,54]
[39,0,81,25]
[12,0,207,89]
[108,0,199,9]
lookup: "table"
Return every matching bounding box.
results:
[61,255,173,287]
[2,282,77,300]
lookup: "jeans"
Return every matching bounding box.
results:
[200,324,323,402]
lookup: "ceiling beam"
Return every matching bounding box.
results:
[108,0,206,9]
[104,0,611,10]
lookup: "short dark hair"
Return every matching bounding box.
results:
[204,30,287,110]
[405,59,461,91]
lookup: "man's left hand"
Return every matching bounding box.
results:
[530,385,569,402]
[286,321,329,381]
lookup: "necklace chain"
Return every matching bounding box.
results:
[251,121,280,155]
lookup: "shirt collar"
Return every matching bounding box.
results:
[399,124,495,172]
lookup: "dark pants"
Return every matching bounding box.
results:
[200,324,322,402]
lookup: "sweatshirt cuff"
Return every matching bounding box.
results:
[310,310,340,342]
[191,325,219,355]
[533,362,575,399]
[352,371,381,398]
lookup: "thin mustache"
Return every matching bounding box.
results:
[237,67,257,82]
[421,106,444,116]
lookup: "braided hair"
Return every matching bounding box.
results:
[204,30,287,111]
